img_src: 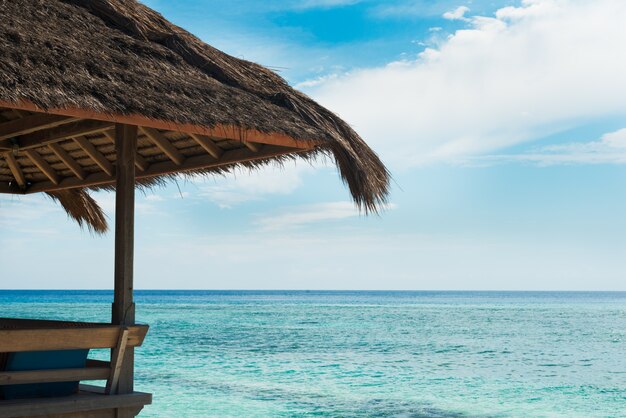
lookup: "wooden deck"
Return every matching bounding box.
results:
[0,385,151,418]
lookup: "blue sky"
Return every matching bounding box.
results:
[2,0,626,290]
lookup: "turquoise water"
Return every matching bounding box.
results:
[1,291,626,417]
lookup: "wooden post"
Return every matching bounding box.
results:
[112,124,137,400]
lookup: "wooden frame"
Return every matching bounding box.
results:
[23,144,307,194]
[0,107,315,195]
[0,319,148,396]
[0,102,319,417]
[0,99,319,150]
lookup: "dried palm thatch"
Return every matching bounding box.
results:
[0,0,390,233]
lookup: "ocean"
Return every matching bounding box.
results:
[1,290,625,417]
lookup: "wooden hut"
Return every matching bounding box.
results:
[0,0,390,417]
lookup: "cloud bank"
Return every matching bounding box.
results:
[473,128,626,166]
[305,0,626,167]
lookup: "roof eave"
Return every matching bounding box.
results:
[0,99,320,151]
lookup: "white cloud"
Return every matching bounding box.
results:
[256,201,395,231]
[472,127,626,166]
[129,231,626,290]
[373,1,472,18]
[93,192,166,217]
[443,6,470,20]
[257,201,397,231]
[305,0,626,168]
[197,165,314,209]
[0,195,63,233]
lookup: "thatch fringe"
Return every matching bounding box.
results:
[46,189,108,234]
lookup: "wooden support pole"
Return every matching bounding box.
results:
[103,130,149,172]
[112,124,137,399]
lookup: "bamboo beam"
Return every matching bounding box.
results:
[0,120,113,151]
[4,152,26,188]
[26,145,301,194]
[112,124,137,396]
[103,130,149,172]
[24,150,59,185]
[140,127,185,165]
[0,114,79,141]
[189,133,223,159]
[74,136,114,176]
[49,143,86,180]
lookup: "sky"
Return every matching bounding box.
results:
[2,0,626,290]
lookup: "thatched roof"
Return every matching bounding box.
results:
[0,0,390,232]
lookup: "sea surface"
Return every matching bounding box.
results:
[1,290,625,417]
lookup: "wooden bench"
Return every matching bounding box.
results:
[0,318,151,418]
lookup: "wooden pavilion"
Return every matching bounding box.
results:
[0,0,390,417]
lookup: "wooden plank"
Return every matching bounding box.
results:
[112,124,137,395]
[106,328,129,395]
[0,120,113,151]
[49,143,87,180]
[25,145,301,194]
[0,325,148,352]
[3,153,26,188]
[140,127,185,165]
[74,136,115,176]
[0,389,151,417]
[0,367,109,386]
[189,133,223,159]
[24,149,60,185]
[103,130,148,172]
[0,113,78,141]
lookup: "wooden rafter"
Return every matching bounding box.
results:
[189,133,223,159]
[4,152,26,188]
[242,140,262,153]
[103,131,149,172]
[0,120,113,151]
[49,143,87,180]
[140,127,185,166]
[25,145,302,194]
[24,149,60,185]
[0,114,79,142]
[74,136,114,176]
